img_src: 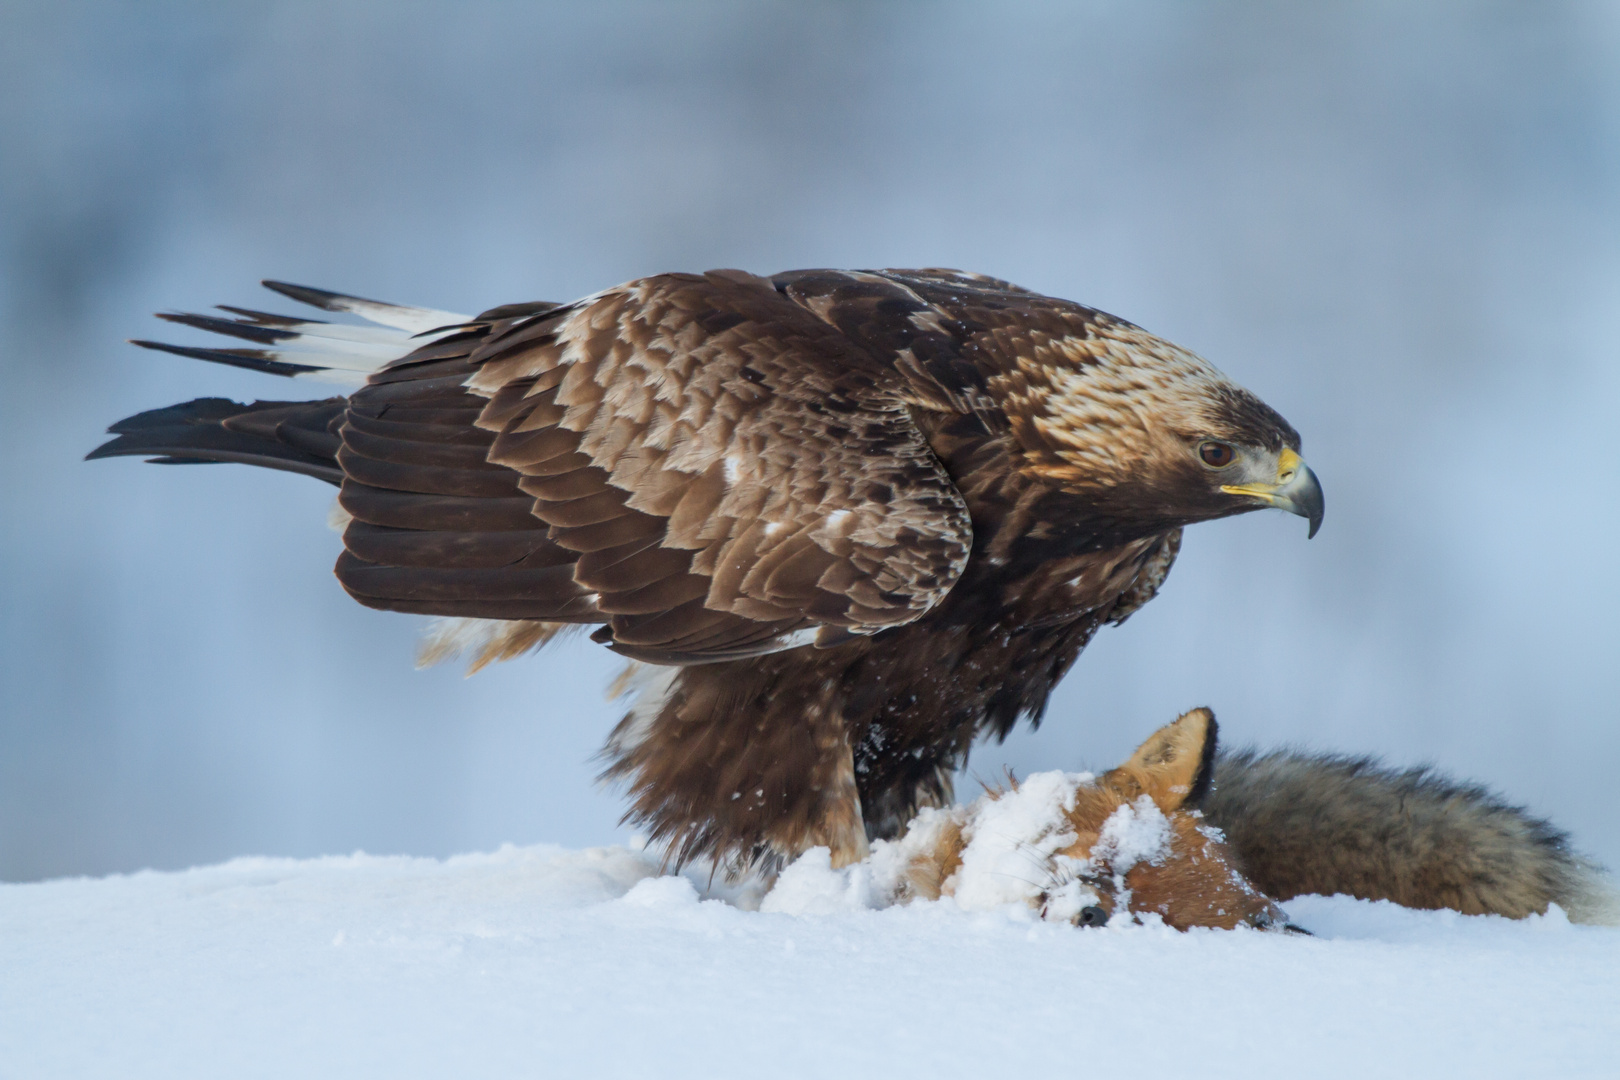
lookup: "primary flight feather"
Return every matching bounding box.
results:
[92,268,1323,870]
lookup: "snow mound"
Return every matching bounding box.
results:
[761,772,1185,925]
[4,842,1617,1079]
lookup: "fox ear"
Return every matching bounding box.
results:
[1106,708,1218,813]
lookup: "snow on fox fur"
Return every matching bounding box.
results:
[760,707,1618,930]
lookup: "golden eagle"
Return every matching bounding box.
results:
[91,268,1322,870]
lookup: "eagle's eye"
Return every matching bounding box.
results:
[1198,441,1236,468]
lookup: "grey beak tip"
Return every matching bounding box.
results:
[1293,463,1324,539]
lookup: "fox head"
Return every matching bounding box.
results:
[1040,707,1291,931]
[900,707,1293,931]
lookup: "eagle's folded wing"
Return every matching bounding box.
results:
[335,270,973,663]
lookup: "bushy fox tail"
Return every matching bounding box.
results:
[1203,749,1619,924]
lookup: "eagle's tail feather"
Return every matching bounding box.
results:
[124,281,474,388]
[1204,748,1618,924]
[260,279,471,335]
[86,397,348,485]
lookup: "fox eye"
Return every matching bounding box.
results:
[1198,441,1236,468]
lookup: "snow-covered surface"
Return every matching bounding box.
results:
[4,843,1617,1079]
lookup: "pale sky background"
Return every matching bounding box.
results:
[3,1,1618,880]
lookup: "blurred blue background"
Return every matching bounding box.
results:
[3,1,1617,881]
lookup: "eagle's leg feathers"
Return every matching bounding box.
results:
[602,657,871,873]
[599,608,1104,872]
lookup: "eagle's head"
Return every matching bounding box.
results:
[1000,315,1324,543]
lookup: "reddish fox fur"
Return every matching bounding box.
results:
[884,707,1615,930]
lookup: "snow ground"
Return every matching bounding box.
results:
[3,843,1616,1080]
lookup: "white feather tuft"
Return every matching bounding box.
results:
[605,662,680,758]
[415,617,570,674]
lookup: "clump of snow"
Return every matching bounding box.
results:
[1070,793,1174,919]
[769,770,1164,923]
[619,873,701,908]
[758,847,875,915]
[758,771,1107,920]
[4,841,1618,1079]
[866,803,952,895]
[940,770,1086,911]
[757,774,1182,924]
[1092,794,1172,870]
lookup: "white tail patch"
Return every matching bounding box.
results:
[268,347,406,380]
[262,280,470,335]
[137,283,474,389]
[248,319,426,347]
[308,298,468,335]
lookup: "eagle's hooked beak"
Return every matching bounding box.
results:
[1221,448,1325,538]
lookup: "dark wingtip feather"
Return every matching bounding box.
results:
[472,300,565,322]
[129,338,320,377]
[99,397,249,438]
[86,397,345,484]
[261,279,368,312]
[216,304,330,327]
[411,321,485,339]
[155,311,295,345]
[259,280,472,335]
[87,397,249,461]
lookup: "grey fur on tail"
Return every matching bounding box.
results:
[1203,749,1618,924]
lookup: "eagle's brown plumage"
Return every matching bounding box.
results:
[91,268,1323,871]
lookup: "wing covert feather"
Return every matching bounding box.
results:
[468,270,973,661]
